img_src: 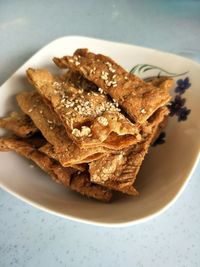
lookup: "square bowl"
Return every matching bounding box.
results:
[0,36,200,227]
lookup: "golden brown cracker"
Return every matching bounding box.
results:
[16,91,111,166]
[89,107,169,194]
[53,49,171,123]
[0,137,112,202]
[0,112,38,138]
[26,68,141,149]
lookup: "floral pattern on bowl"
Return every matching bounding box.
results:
[130,64,192,145]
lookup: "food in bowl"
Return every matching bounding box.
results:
[0,49,173,202]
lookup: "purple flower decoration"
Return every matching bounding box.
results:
[168,95,186,116]
[175,77,191,95]
[152,132,166,146]
[178,107,191,121]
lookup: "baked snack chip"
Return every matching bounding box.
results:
[16,91,110,166]
[0,48,173,202]
[53,49,171,123]
[26,68,141,149]
[0,137,112,202]
[89,107,169,194]
[0,112,38,138]
[147,76,173,90]
[39,143,88,172]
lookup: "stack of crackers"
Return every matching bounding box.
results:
[0,49,173,202]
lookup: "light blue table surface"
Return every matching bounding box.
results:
[0,1,200,266]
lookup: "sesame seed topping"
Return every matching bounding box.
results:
[28,109,33,113]
[75,61,80,66]
[50,79,122,129]
[97,116,108,126]
[90,68,96,75]
[141,108,146,114]
[113,99,119,107]
[98,88,104,94]
[72,126,91,138]
[105,62,112,67]
[53,81,61,88]
[105,61,116,73]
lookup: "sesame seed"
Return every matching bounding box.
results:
[72,126,91,138]
[97,116,108,126]
[141,108,146,114]
[110,68,116,73]
[90,68,96,75]
[113,99,119,107]
[105,62,112,67]
[28,109,33,113]
[98,88,104,94]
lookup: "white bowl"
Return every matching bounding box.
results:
[0,36,200,227]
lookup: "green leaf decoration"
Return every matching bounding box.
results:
[130,64,188,78]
